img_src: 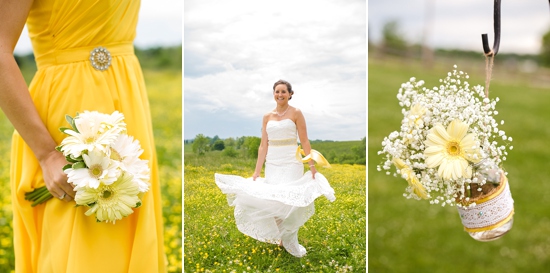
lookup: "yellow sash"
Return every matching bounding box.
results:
[296,145,331,168]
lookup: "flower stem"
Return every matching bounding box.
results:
[24,187,46,200]
[32,192,53,207]
[25,186,53,206]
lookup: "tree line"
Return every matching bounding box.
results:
[14,45,182,72]
[188,134,261,159]
[372,20,547,67]
[187,134,366,165]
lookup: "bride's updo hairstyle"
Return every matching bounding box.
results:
[273,79,294,100]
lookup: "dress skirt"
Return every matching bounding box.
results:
[215,143,335,257]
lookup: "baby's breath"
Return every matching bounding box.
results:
[378,66,512,207]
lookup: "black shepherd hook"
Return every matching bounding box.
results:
[481,0,501,57]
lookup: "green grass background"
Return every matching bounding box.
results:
[368,57,550,272]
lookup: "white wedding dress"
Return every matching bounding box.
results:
[215,119,335,257]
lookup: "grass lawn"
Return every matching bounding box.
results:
[368,57,550,272]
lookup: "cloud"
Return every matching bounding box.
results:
[184,0,366,141]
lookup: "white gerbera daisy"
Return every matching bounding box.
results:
[66,150,121,189]
[76,172,142,223]
[59,111,126,158]
[424,119,482,180]
[110,134,151,192]
[124,158,150,192]
[110,134,143,163]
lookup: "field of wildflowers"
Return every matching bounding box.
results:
[0,69,182,272]
[184,150,366,272]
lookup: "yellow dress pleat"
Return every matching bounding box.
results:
[11,1,167,272]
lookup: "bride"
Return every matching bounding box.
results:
[215,79,335,257]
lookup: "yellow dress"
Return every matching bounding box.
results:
[10,1,166,272]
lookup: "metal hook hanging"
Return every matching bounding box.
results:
[481,0,501,57]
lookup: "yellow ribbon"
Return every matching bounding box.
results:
[296,145,331,168]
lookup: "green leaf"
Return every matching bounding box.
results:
[65,114,73,124]
[66,156,78,163]
[62,164,72,171]
[66,114,79,133]
[59,127,73,134]
[66,154,83,163]
[135,201,142,208]
[72,162,87,169]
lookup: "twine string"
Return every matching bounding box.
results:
[484,52,494,98]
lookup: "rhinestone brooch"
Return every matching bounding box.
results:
[90,46,112,71]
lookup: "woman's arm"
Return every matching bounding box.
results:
[295,108,316,178]
[253,114,269,181]
[0,0,75,200]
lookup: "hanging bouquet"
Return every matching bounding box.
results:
[25,111,150,223]
[377,66,514,240]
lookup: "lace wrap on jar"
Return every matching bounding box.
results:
[457,175,514,240]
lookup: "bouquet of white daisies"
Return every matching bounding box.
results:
[25,111,150,223]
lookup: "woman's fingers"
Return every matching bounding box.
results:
[59,193,74,202]
[58,178,76,198]
[40,150,75,201]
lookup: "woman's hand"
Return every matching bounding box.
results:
[38,150,75,202]
[310,165,317,179]
[253,171,260,181]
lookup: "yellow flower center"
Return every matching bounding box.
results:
[102,189,113,199]
[99,186,117,203]
[446,141,461,156]
[88,165,103,178]
[84,136,96,144]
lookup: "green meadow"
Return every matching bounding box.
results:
[369,57,550,272]
[0,58,182,272]
[184,142,366,272]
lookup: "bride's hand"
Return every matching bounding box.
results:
[310,165,317,179]
[39,150,75,201]
[253,171,260,181]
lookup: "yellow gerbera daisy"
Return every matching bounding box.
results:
[424,119,482,180]
[392,158,428,199]
[75,172,141,223]
[407,104,427,128]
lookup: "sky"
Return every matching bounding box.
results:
[14,0,183,54]
[184,0,367,141]
[369,0,550,54]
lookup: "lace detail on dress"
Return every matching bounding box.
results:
[268,138,297,146]
[266,119,297,140]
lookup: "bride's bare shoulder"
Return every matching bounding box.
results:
[262,111,273,122]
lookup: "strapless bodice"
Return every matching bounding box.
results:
[266,119,298,141]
